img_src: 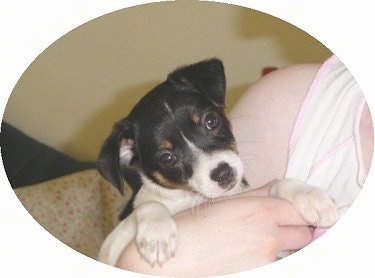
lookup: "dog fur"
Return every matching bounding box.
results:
[97,58,339,267]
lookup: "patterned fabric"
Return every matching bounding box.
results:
[14,169,131,259]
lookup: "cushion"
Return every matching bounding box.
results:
[14,169,131,259]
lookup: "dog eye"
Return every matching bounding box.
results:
[203,111,220,131]
[157,151,178,167]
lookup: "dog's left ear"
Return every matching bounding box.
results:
[97,119,136,193]
[167,58,226,107]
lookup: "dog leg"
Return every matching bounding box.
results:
[269,178,339,228]
[97,214,136,266]
[134,201,178,267]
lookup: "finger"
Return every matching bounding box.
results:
[264,198,312,226]
[277,225,313,251]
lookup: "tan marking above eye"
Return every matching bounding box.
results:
[159,139,173,150]
[191,112,201,125]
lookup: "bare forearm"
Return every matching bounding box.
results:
[116,196,312,276]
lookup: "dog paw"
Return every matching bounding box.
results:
[295,192,339,227]
[290,187,339,228]
[136,216,178,266]
[271,179,340,228]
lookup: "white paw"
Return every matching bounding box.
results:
[270,179,340,228]
[291,187,339,228]
[136,216,178,266]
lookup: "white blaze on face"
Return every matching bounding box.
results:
[181,133,245,198]
[190,150,244,198]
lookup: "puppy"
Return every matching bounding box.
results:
[97,58,339,267]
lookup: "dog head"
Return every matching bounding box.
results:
[98,58,248,199]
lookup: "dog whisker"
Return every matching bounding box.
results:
[193,193,219,217]
[189,192,210,216]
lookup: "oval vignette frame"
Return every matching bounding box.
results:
[0,0,374,277]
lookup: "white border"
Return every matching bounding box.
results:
[1,0,374,277]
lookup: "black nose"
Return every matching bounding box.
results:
[210,162,235,188]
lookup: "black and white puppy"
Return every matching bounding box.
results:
[97,59,339,267]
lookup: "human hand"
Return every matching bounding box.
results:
[116,196,313,276]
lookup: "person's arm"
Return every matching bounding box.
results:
[116,196,312,276]
[116,64,324,276]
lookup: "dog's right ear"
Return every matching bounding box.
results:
[97,120,136,194]
[167,58,226,107]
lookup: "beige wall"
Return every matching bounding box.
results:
[3,1,331,161]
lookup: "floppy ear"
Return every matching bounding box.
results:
[167,58,226,107]
[97,119,136,193]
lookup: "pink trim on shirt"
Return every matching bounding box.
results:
[308,136,354,177]
[288,56,339,155]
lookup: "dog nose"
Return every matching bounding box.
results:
[210,162,235,188]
